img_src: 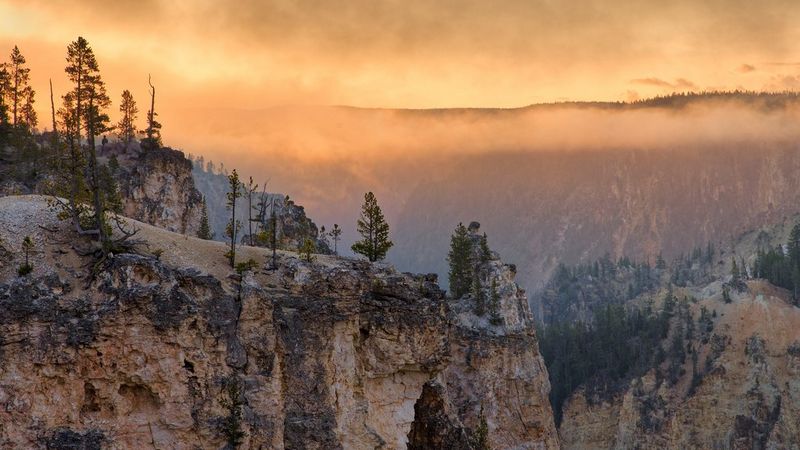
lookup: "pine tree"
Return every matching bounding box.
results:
[329,224,342,256]
[0,64,10,126]
[351,192,393,262]
[447,222,473,299]
[198,196,213,240]
[20,86,36,130]
[18,235,34,276]
[489,279,502,325]
[471,406,490,450]
[117,89,138,144]
[55,37,119,253]
[9,45,31,127]
[479,232,491,264]
[472,269,486,316]
[730,257,740,281]
[300,237,316,262]
[225,169,243,267]
[656,252,667,270]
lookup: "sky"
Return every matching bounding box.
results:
[4,0,800,276]
[3,0,800,118]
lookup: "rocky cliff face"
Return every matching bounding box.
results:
[102,142,203,236]
[0,196,557,449]
[559,281,800,449]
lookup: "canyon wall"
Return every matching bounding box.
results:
[0,196,557,449]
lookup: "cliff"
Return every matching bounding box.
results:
[0,196,556,449]
[101,142,204,236]
[559,280,800,449]
[547,216,800,449]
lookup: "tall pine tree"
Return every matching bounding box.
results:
[198,196,213,240]
[117,89,138,144]
[225,169,243,267]
[448,222,473,299]
[9,45,31,127]
[351,192,393,262]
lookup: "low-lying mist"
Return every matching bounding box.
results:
[167,94,800,290]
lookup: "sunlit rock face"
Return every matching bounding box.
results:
[104,142,204,235]
[0,197,557,449]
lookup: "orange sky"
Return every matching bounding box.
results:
[3,0,800,147]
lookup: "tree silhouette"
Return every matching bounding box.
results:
[142,74,162,149]
[448,222,473,299]
[53,37,109,249]
[351,192,393,262]
[329,224,342,256]
[225,169,243,267]
[8,45,31,127]
[245,176,259,246]
[0,64,9,127]
[198,196,213,240]
[117,89,138,144]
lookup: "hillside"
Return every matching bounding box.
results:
[559,281,800,449]
[0,195,557,449]
[535,212,800,448]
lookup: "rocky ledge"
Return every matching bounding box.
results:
[0,197,557,449]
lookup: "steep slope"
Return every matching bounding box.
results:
[393,142,800,292]
[541,215,800,449]
[0,196,556,449]
[559,281,800,449]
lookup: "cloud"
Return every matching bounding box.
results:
[631,77,696,90]
[763,74,800,91]
[738,64,756,73]
[4,0,800,111]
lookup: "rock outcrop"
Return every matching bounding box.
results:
[0,197,557,449]
[102,142,204,235]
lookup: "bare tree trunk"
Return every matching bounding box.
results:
[270,201,277,270]
[87,94,108,251]
[248,191,253,246]
[147,74,156,142]
[49,79,57,147]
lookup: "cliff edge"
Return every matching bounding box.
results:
[0,196,557,449]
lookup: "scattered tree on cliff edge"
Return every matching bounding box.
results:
[51,36,135,255]
[198,196,213,240]
[142,74,162,149]
[245,176,258,246]
[117,89,138,144]
[8,45,31,127]
[472,268,486,316]
[448,222,473,298]
[329,224,342,256]
[300,237,316,262]
[489,279,502,325]
[225,169,243,268]
[351,191,393,262]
